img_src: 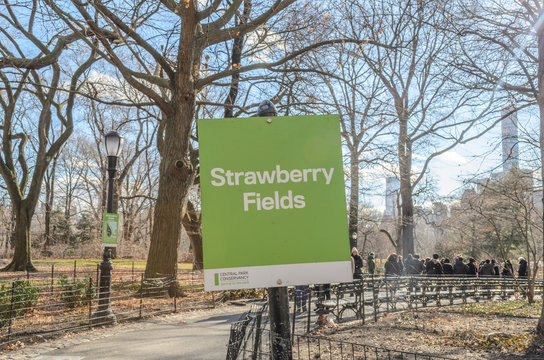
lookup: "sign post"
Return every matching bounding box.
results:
[199,112,351,359]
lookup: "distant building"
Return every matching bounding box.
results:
[384,176,400,219]
[501,107,519,172]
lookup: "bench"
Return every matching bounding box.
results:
[316,282,363,322]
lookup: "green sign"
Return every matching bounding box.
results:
[101,213,119,247]
[199,114,352,290]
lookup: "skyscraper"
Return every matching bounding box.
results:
[501,107,519,172]
[384,176,400,219]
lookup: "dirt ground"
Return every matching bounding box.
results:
[312,300,544,359]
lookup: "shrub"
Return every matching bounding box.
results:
[58,274,95,308]
[0,280,40,328]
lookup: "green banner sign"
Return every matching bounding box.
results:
[199,114,351,290]
[101,213,119,247]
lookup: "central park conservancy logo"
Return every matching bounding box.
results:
[214,271,250,287]
[210,164,334,211]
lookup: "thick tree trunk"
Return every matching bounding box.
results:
[398,115,414,257]
[182,201,203,270]
[3,203,36,271]
[348,153,359,250]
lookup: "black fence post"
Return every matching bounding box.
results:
[96,264,100,289]
[252,311,263,360]
[88,277,93,328]
[8,281,15,341]
[211,291,216,308]
[306,289,312,334]
[73,260,77,280]
[50,264,54,293]
[139,274,144,319]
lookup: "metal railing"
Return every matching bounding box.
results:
[0,268,213,347]
[227,275,543,360]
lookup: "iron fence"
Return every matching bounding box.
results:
[0,268,214,347]
[227,276,543,360]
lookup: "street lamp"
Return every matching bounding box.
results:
[92,131,122,325]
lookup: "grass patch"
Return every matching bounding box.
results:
[450,299,542,317]
[32,259,193,270]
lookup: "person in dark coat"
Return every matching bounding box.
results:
[404,254,421,275]
[491,259,500,276]
[442,258,454,275]
[367,252,376,275]
[426,254,443,276]
[518,257,528,278]
[501,260,514,277]
[479,259,495,277]
[453,257,469,275]
[351,247,363,279]
[385,253,401,276]
[467,258,478,276]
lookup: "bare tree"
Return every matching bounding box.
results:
[44,0,384,291]
[451,0,544,334]
[0,1,96,271]
[340,0,504,256]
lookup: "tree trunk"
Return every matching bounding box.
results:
[223,0,251,118]
[536,27,544,336]
[182,200,203,270]
[43,160,56,255]
[348,152,359,250]
[3,202,36,271]
[399,150,414,256]
[144,4,200,297]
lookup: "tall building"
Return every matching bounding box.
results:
[384,176,400,219]
[501,107,519,171]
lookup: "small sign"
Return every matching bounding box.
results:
[199,114,352,290]
[101,213,119,247]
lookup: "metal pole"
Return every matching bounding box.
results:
[50,264,54,293]
[8,281,15,341]
[91,154,118,325]
[268,287,292,360]
[257,100,292,360]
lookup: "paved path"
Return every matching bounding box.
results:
[5,304,251,360]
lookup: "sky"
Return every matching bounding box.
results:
[363,106,540,210]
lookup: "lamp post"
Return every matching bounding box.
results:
[257,100,292,360]
[92,131,123,325]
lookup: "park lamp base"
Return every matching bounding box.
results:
[90,309,117,326]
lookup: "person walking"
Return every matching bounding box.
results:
[367,252,376,275]
[518,257,528,278]
[351,247,364,279]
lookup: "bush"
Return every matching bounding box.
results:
[58,274,95,308]
[0,280,40,328]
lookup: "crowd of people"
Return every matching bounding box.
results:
[295,249,530,313]
[375,252,529,278]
